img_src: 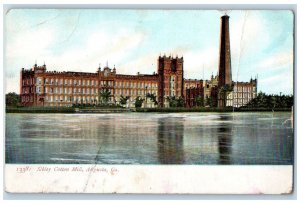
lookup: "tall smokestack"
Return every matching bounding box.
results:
[218,15,232,87]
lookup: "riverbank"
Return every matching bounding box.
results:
[6,106,76,113]
[6,106,292,113]
[135,107,292,112]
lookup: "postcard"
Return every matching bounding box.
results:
[4,8,294,194]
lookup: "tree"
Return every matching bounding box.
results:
[146,93,158,106]
[195,96,204,107]
[39,97,45,107]
[205,95,213,107]
[6,92,20,107]
[99,89,112,105]
[219,84,233,107]
[177,96,185,107]
[134,96,144,108]
[246,92,293,109]
[119,95,130,107]
[166,96,185,108]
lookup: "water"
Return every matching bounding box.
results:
[5,112,293,165]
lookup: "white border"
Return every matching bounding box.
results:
[1,0,298,201]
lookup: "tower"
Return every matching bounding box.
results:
[218,15,232,107]
[157,55,184,107]
[218,15,232,87]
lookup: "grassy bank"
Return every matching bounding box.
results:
[6,106,76,113]
[135,107,292,113]
[6,106,292,113]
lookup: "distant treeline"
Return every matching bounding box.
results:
[5,91,293,112]
[245,92,293,109]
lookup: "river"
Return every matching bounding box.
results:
[5,112,293,165]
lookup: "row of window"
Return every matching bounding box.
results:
[22,87,34,94]
[21,96,33,102]
[114,81,157,88]
[22,78,34,86]
[36,87,98,95]
[234,86,256,92]
[45,96,97,103]
[115,89,157,95]
[36,78,158,88]
[37,78,98,86]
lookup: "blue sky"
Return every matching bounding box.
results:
[5,9,294,94]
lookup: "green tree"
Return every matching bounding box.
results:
[166,96,185,108]
[219,84,233,107]
[195,96,204,107]
[39,97,45,107]
[146,93,158,106]
[205,95,213,107]
[177,96,185,107]
[134,96,144,108]
[6,92,20,107]
[99,89,112,105]
[119,95,130,107]
[246,92,293,108]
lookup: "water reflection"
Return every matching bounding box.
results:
[6,113,293,164]
[218,115,232,164]
[157,118,185,164]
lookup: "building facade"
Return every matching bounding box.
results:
[20,14,257,108]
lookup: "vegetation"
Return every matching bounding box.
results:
[166,96,185,107]
[72,103,123,109]
[136,107,235,112]
[205,95,213,107]
[119,95,130,107]
[245,92,293,109]
[146,93,158,106]
[134,96,144,108]
[194,96,204,107]
[6,92,20,107]
[6,106,75,113]
[99,89,112,105]
[135,107,291,113]
[218,84,233,107]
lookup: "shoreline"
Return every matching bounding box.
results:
[6,107,292,113]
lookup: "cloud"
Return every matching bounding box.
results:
[6,27,56,60]
[259,71,293,94]
[184,47,219,80]
[4,10,294,95]
[258,50,293,70]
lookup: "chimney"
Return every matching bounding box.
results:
[218,15,232,87]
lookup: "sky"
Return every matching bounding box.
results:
[4,9,294,95]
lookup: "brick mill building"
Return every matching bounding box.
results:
[20,14,257,108]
